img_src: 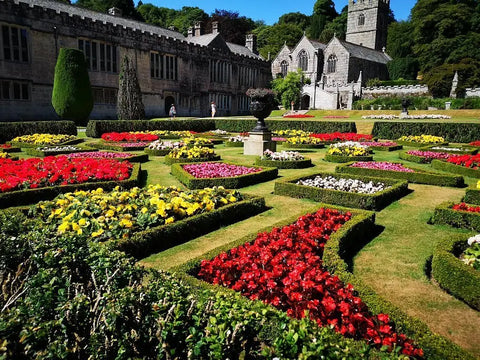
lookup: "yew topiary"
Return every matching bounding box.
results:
[117,56,145,120]
[52,48,93,125]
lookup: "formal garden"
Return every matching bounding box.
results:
[0,111,479,359]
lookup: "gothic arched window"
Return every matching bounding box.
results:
[280,60,288,77]
[358,13,365,26]
[298,50,308,71]
[327,54,337,73]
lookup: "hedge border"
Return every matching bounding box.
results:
[324,154,374,163]
[399,151,434,164]
[274,172,408,211]
[367,144,403,152]
[282,143,325,149]
[173,204,473,360]
[254,157,312,169]
[336,162,465,187]
[25,145,99,157]
[0,146,21,153]
[144,148,172,156]
[464,187,480,204]
[115,195,266,258]
[164,154,221,165]
[89,141,153,152]
[432,235,480,311]
[171,161,278,189]
[0,163,141,209]
[431,159,480,179]
[0,120,77,144]
[431,201,480,231]
[8,138,84,149]
[214,119,357,133]
[224,141,244,147]
[423,145,478,155]
[396,141,449,147]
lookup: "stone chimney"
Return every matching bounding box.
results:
[245,33,257,55]
[187,26,194,38]
[194,21,202,37]
[212,21,219,35]
[108,7,122,17]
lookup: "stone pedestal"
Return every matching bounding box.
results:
[243,131,276,156]
[400,111,409,118]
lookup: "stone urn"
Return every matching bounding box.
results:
[250,99,272,132]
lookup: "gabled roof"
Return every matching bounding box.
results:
[308,39,327,51]
[339,40,391,64]
[188,33,218,47]
[226,42,262,59]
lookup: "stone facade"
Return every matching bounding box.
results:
[0,0,271,121]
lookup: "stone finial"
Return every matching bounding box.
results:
[357,71,363,84]
[187,26,193,38]
[450,71,459,98]
[194,21,202,37]
[212,21,219,34]
[382,46,386,53]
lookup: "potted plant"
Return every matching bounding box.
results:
[246,88,276,132]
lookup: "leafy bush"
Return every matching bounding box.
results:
[431,159,480,179]
[0,121,77,144]
[431,201,480,231]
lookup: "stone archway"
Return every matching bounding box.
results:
[301,95,310,110]
[165,96,175,116]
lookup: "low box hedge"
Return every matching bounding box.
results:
[431,159,480,179]
[367,144,403,152]
[372,121,480,143]
[174,204,473,360]
[282,143,325,149]
[324,154,374,163]
[0,163,141,209]
[398,151,433,164]
[144,148,171,156]
[336,162,464,187]
[214,119,357,133]
[432,235,480,311]
[89,141,151,152]
[274,172,408,211]
[431,201,480,231]
[424,145,478,155]
[224,141,244,147]
[464,187,480,204]
[0,120,77,144]
[115,195,266,258]
[0,146,21,153]
[25,145,98,157]
[171,161,278,189]
[9,138,84,149]
[165,154,221,165]
[396,140,449,147]
[254,157,312,169]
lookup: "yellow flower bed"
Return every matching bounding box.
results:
[0,152,9,159]
[144,130,192,138]
[169,146,216,159]
[327,143,370,156]
[30,185,242,242]
[273,129,311,137]
[11,133,77,145]
[285,136,324,145]
[182,137,214,147]
[398,135,445,144]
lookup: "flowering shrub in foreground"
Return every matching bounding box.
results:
[147,140,184,150]
[198,208,423,357]
[168,146,216,159]
[297,176,390,194]
[285,136,324,145]
[360,141,398,147]
[262,149,304,161]
[350,162,415,173]
[462,234,480,270]
[406,150,451,161]
[398,135,445,144]
[11,133,77,145]
[447,154,480,169]
[182,162,261,178]
[66,151,134,159]
[31,185,242,241]
[101,132,158,142]
[327,142,370,156]
[0,156,132,193]
[310,132,373,142]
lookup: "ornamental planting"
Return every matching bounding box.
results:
[273,129,311,138]
[262,149,305,161]
[297,175,390,194]
[168,146,217,159]
[462,234,480,270]
[0,156,133,193]
[183,137,214,147]
[447,154,480,169]
[227,135,248,143]
[66,151,134,159]
[310,132,373,142]
[182,162,261,178]
[101,132,158,142]
[11,133,77,145]
[362,114,451,120]
[350,161,415,173]
[285,136,324,145]
[147,140,184,150]
[406,150,451,161]
[398,135,445,144]
[360,141,398,147]
[36,145,82,152]
[452,202,480,213]
[326,142,370,156]
[198,208,423,357]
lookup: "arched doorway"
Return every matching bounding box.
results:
[165,96,175,116]
[301,95,310,110]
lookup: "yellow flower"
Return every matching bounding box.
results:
[165,217,175,224]
[92,229,104,237]
[119,218,133,228]
[78,218,87,226]
[58,222,70,233]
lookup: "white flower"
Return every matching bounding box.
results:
[296,175,390,194]
[467,234,480,246]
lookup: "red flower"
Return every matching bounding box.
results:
[447,154,480,168]
[309,132,373,142]
[101,132,158,142]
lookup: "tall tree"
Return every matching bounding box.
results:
[278,12,311,30]
[318,5,348,43]
[117,56,145,120]
[254,23,303,59]
[206,9,256,45]
[271,69,305,109]
[308,0,338,40]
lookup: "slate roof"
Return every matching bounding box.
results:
[226,42,262,59]
[339,40,391,64]
[188,33,218,47]
[308,39,327,51]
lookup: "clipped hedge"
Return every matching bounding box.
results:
[464,187,480,204]
[144,148,171,156]
[396,140,448,147]
[224,141,244,147]
[214,119,357,133]
[282,143,325,149]
[431,159,480,179]
[399,151,433,164]
[89,141,151,152]
[432,235,480,311]
[336,162,464,187]
[25,145,98,157]
[324,154,374,163]
[0,120,77,144]
[0,146,21,153]
[424,145,478,155]
[431,201,480,231]
[254,157,312,169]
[0,163,141,208]
[368,144,403,152]
[372,122,480,143]
[274,172,408,211]
[115,195,266,258]
[86,119,215,138]
[9,138,83,149]
[165,154,221,165]
[171,162,278,189]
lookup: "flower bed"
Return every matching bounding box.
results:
[362,114,451,120]
[144,140,184,156]
[0,144,21,153]
[432,201,480,231]
[432,234,480,311]
[396,135,447,146]
[25,145,97,157]
[325,142,373,163]
[464,182,480,204]
[9,133,81,148]
[427,145,478,155]
[183,137,215,148]
[90,141,152,151]
[197,207,422,357]
[164,146,220,165]
[360,141,403,151]
[275,172,408,211]
[224,135,248,147]
[284,136,325,149]
[336,161,464,187]
[101,132,158,142]
[65,151,148,163]
[310,132,373,143]
[273,129,311,138]
[282,114,314,118]
[399,150,451,164]
[198,129,230,137]
[255,150,312,169]
[171,161,278,189]
[431,155,480,179]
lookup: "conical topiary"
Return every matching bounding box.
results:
[117,56,145,120]
[51,48,93,125]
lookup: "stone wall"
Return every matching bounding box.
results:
[361,85,430,99]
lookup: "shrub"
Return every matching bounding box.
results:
[431,159,480,179]
[0,121,77,144]
[431,201,480,231]
[51,48,93,125]
[213,119,357,133]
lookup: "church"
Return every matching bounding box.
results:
[271,0,392,110]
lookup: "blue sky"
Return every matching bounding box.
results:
[145,0,416,25]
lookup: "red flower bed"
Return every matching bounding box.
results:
[101,132,158,142]
[0,156,133,193]
[0,144,12,149]
[283,114,315,118]
[198,208,422,357]
[309,132,373,142]
[469,141,480,147]
[446,154,480,169]
[452,202,480,213]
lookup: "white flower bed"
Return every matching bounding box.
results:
[228,135,248,142]
[329,141,369,150]
[362,114,451,120]
[210,129,229,135]
[262,149,305,161]
[430,146,468,152]
[296,175,390,194]
[147,140,184,150]
[36,145,81,152]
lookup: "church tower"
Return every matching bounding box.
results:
[345,0,390,51]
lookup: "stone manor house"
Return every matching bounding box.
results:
[0,0,271,121]
[272,0,392,110]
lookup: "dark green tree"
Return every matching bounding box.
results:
[271,69,305,109]
[206,9,256,45]
[278,12,311,30]
[307,0,338,40]
[386,21,419,79]
[117,56,145,120]
[51,48,93,125]
[313,0,337,19]
[254,23,303,59]
[318,5,348,43]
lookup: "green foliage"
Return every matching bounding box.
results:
[76,0,140,19]
[254,23,303,59]
[274,172,408,211]
[387,56,420,80]
[387,21,416,59]
[464,188,480,205]
[271,69,305,109]
[431,159,480,179]
[354,96,480,110]
[213,119,357,133]
[208,9,256,45]
[432,236,480,311]
[432,201,480,232]
[318,5,348,43]
[324,154,374,163]
[117,56,145,120]
[0,120,76,144]
[164,154,221,165]
[51,48,93,125]
[277,12,310,30]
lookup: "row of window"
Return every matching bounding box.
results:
[209,93,231,111]
[92,87,117,105]
[0,79,30,101]
[150,52,178,80]
[210,60,232,84]
[78,39,118,73]
[237,95,251,112]
[1,25,29,62]
[280,53,337,76]
[238,66,258,87]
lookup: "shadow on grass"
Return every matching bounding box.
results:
[345,224,385,273]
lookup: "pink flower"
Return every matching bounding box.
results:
[350,162,415,172]
[183,162,261,178]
